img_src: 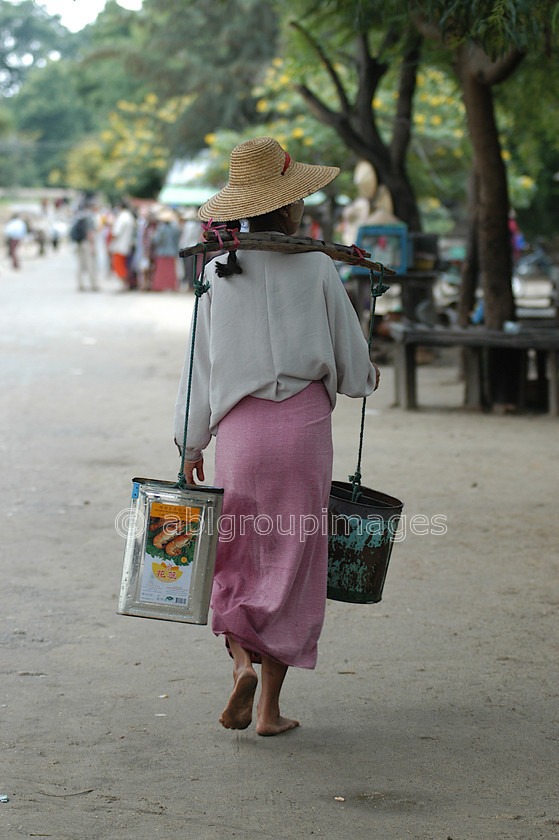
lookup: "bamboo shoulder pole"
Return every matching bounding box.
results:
[179,230,396,276]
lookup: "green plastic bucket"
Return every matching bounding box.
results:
[327,480,403,604]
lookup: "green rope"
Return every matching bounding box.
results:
[176,249,209,488]
[349,266,389,503]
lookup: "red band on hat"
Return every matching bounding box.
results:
[281,152,291,175]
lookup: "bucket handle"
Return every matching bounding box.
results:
[349,267,390,503]
[176,249,209,489]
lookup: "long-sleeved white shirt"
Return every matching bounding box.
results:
[174,248,378,461]
[110,208,135,256]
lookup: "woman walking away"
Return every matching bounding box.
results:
[174,137,380,736]
[151,209,180,291]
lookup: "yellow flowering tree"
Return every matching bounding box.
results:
[204,58,353,186]
[386,65,534,228]
[61,93,192,199]
[201,57,366,239]
[203,54,535,235]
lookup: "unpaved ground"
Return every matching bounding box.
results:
[1,244,558,840]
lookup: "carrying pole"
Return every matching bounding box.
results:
[175,227,391,495]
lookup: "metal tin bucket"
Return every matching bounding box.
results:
[118,477,224,624]
[327,480,403,604]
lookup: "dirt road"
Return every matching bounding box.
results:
[1,244,557,839]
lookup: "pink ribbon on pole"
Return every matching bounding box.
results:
[349,244,367,264]
[201,218,226,249]
[228,229,241,247]
[202,218,240,250]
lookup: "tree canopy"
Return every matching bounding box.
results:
[135,0,279,154]
[0,0,69,95]
[1,0,558,247]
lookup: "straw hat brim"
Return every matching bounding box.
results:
[198,159,340,222]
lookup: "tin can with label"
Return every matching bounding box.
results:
[118,477,224,624]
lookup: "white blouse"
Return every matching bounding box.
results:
[174,248,378,461]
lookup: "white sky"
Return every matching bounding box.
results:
[39,0,143,32]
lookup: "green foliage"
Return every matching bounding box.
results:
[201,48,369,206]
[403,67,470,229]
[0,132,39,186]
[0,0,556,233]
[3,0,154,193]
[202,56,460,225]
[0,103,12,134]
[63,93,190,198]
[70,1,151,126]
[412,0,559,233]
[9,59,92,183]
[132,0,280,155]
[200,18,536,230]
[276,0,408,36]
[403,63,534,226]
[412,0,559,58]
[33,0,279,195]
[495,52,559,234]
[0,0,69,95]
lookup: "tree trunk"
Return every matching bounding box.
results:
[456,47,523,409]
[458,166,480,327]
[381,165,422,231]
[457,49,515,330]
[389,30,422,231]
[294,26,422,231]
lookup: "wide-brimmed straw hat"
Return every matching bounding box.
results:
[197,137,340,222]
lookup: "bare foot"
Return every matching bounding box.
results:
[256,714,300,737]
[219,668,258,730]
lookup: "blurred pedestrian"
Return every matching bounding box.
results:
[31,215,49,256]
[4,213,27,269]
[508,210,525,268]
[179,208,201,289]
[110,202,136,289]
[70,202,98,292]
[151,208,180,291]
[137,210,158,291]
[50,218,62,250]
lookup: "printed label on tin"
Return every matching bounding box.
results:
[139,502,201,606]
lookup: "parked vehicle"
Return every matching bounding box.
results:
[513,241,558,306]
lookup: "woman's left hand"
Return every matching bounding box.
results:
[183,458,205,485]
[372,362,381,391]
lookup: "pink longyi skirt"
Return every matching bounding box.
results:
[211,381,333,669]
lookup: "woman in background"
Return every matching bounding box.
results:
[151,209,180,291]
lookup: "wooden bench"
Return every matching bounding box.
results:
[388,322,559,415]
